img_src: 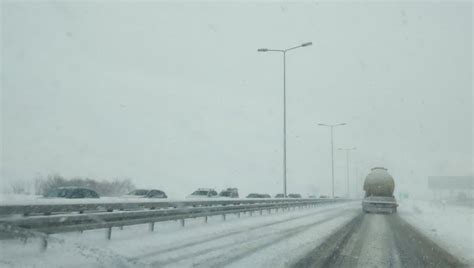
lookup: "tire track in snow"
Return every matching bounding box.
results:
[135,203,349,260]
[73,243,145,268]
[292,213,466,268]
[150,208,357,267]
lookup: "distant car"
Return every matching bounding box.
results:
[308,195,317,198]
[44,187,100,199]
[288,193,302,198]
[186,188,218,198]
[246,193,271,198]
[219,188,239,198]
[319,195,330,199]
[125,189,167,198]
[274,193,285,198]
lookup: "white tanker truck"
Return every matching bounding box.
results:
[362,167,398,213]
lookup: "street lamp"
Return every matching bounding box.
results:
[338,147,356,198]
[258,42,312,197]
[318,123,346,198]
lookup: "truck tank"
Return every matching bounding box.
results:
[363,167,395,197]
[362,167,398,213]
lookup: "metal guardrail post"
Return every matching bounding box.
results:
[222,214,226,221]
[180,219,185,227]
[204,216,208,223]
[40,235,48,251]
[106,227,112,240]
[149,222,155,232]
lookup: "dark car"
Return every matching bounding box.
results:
[288,193,302,198]
[319,195,330,199]
[219,188,239,198]
[125,189,167,198]
[44,187,100,199]
[186,188,218,198]
[246,193,271,198]
[274,193,285,198]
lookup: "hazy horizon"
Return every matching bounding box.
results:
[1,1,472,198]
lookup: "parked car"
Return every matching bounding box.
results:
[44,187,100,199]
[219,188,239,198]
[186,188,218,198]
[124,189,167,198]
[274,193,285,198]
[246,193,271,198]
[288,193,302,198]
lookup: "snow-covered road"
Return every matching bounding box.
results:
[294,212,465,267]
[0,202,360,267]
[1,200,471,267]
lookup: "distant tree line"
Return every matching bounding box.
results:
[32,174,136,196]
[8,179,32,195]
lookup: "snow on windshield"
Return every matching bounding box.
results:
[0,1,472,267]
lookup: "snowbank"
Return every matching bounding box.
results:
[398,199,474,265]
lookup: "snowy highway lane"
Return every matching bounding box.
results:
[140,203,359,267]
[293,213,466,268]
[0,202,360,267]
[1,200,468,267]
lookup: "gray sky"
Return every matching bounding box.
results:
[1,1,472,197]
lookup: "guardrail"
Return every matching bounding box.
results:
[0,198,348,250]
[0,198,315,216]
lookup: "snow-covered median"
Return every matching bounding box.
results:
[398,199,474,265]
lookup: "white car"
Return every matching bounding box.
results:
[186,188,218,198]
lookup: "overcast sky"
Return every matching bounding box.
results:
[1,1,472,197]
